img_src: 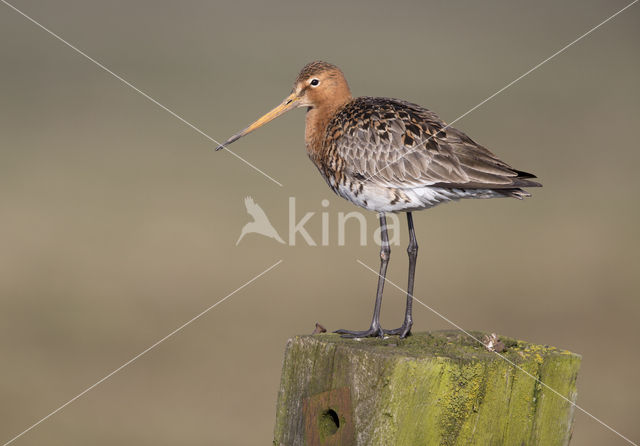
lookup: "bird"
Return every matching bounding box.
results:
[236,196,285,246]
[217,61,541,339]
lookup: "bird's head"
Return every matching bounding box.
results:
[216,61,351,150]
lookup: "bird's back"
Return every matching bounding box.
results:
[312,97,540,212]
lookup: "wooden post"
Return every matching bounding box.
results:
[273,330,581,446]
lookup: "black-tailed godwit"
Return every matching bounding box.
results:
[217,61,541,338]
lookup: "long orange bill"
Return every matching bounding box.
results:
[215,92,299,151]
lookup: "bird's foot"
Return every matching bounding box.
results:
[383,323,412,339]
[334,325,384,339]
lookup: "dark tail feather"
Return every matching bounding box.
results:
[514,169,538,179]
[499,170,542,199]
[497,173,542,199]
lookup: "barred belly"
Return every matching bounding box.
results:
[335,180,505,213]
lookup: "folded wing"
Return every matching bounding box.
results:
[328,97,541,190]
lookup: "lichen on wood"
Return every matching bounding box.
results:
[273,330,581,446]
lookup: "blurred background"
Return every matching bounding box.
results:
[1,0,638,444]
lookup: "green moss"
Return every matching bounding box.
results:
[529,353,582,445]
[318,409,340,440]
[274,331,581,446]
[439,361,486,444]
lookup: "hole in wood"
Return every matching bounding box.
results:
[319,408,340,436]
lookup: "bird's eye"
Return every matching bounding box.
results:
[310,78,320,87]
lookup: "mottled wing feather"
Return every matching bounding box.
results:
[326,97,540,190]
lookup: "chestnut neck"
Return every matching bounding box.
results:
[305,94,351,161]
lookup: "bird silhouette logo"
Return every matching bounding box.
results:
[236,196,285,246]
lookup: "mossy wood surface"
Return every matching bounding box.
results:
[273,330,580,446]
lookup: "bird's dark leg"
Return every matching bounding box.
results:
[335,213,389,338]
[384,212,416,338]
